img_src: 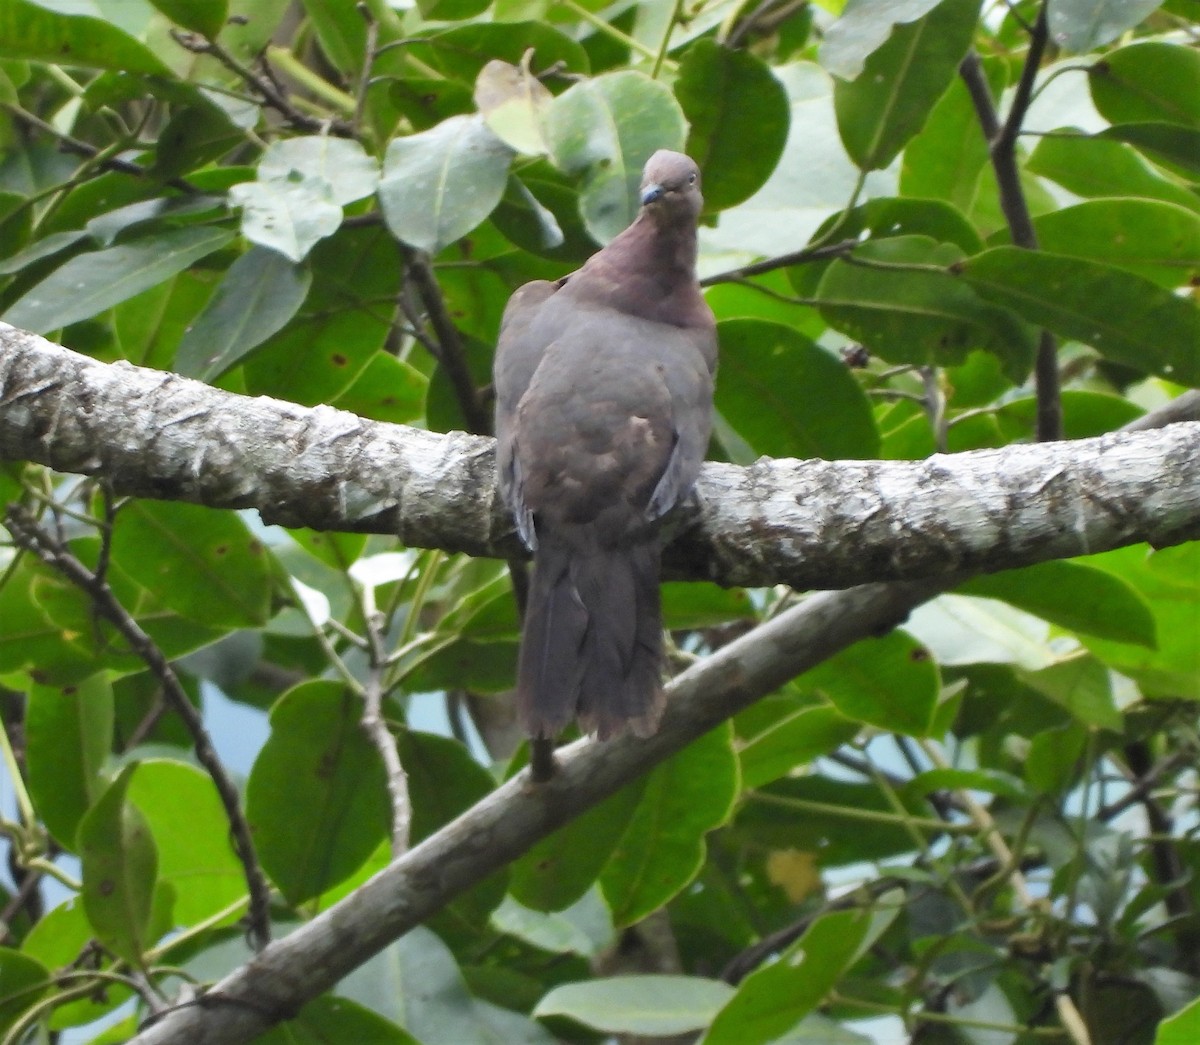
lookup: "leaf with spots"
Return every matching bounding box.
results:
[246,681,390,906]
[109,501,275,630]
[78,765,159,966]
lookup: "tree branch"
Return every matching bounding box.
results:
[960,6,1061,442]
[2,325,1198,592]
[129,575,945,1044]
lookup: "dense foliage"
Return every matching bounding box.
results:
[0,0,1198,1042]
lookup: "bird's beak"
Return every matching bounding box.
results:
[640,183,664,206]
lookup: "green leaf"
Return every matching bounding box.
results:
[1099,122,1200,178]
[1079,543,1200,700]
[175,247,312,380]
[127,760,246,926]
[715,319,880,461]
[259,136,380,206]
[833,0,980,171]
[1047,0,1166,53]
[510,778,646,912]
[815,236,1036,379]
[331,350,428,425]
[703,898,901,1044]
[601,724,739,927]
[960,560,1157,648]
[1026,132,1200,215]
[24,673,113,850]
[1090,42,1200,130]
[78,764,159,965]
[475,59,554,156]
[676,40,790,211]
[958,246,1200,386]
[379,114,514,254]
[0,229,87,275]
[819,0,945,80]
[417,0,491,23]
[246,681,389,905]
[1019,655,1122,731]
[109,501,273,629]
[739,704,860,790]
[257,996,419,1045]
[230,178,342,263]
[803,630,939,736]
[2,227,234,335]
[1019,198,1200,288]
[1157,994,1200,1045]
[544,70,687,243]
[905,594,1056,670]
[147,0,229,38]
[899,73,999,213]
[0,950,50,1036]
[408,22,589,86]
[535,975,734,1035]
[0,0,170,73]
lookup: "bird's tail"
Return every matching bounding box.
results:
[516,533,664,741]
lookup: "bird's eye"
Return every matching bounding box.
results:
[688,173,697,185]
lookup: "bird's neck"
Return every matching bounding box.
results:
[620,210,698,279]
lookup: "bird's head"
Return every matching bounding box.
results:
[639,150,703,224]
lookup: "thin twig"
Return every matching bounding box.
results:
[169,30,351,136]
[361,594,411,858]
[959,6,1061,442]
[700,238,859,286]
[353,3,380,135]
[4,506,274,952]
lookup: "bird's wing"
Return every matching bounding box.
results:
[493,280,559,548]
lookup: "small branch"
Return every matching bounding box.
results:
[169,31,351,136]
[353,3,381,134]
[701,238,859,286]
[3,506,274,953]
[361,599,411,858]
[402,250,490,435]
[959,7,1061,442]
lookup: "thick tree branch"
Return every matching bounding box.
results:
[3,325,1198,592]
[130,575,944,1044]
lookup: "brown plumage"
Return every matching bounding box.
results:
[493,150,718,741]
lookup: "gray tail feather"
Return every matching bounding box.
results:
[516,535,664,741]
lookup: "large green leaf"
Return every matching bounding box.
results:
[257,996,419,1045]
[715,319,880,461]
[675,40,789,212]
[1089,41,1200,130]
[1017,198,1200,288]
[2,227,234,335]
[246,681,390,905]
[1080,544,1200,699]
[739,704,860,790]
[1026,133,1200,215]
[0,951,49,1037]
[819,0,945,80]
[1099,122,1200,178]
[1047,0,1166,53]
[407,22,589,86]
[0,0,170,73]
[24,673,113,850]
[833,0,980,171]
[600,724,739,927]
[379,114,514,254]
[802,630,939,736]
[899,76,995,213]
[703,898,900,1044]
[510,778,646,912]
[148,0,228,37]
[544,71,687,243]
[229,178,342,263]
[78,765,159,965]
[1019,655,1122,731]
[958,246,1200,386]
[128,760,246,926]
[535,976,734,1035]
[1158,994,1200,1045]
[175,247,312,380]
[259,136,380,206]
[960,560,1157,648]
[109,501,274,629]
[815,236,1035,379]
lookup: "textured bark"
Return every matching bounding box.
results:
[3,324,1199,590]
